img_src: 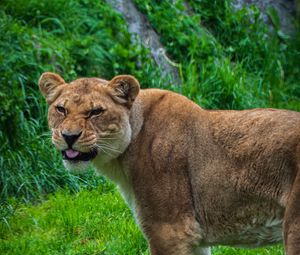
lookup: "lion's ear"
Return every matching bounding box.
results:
[39,72,65,104]
[107,75,140,108]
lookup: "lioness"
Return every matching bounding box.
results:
[39,72,300,255]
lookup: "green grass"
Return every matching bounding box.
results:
[0,184,148,255]
[0,184,284,254]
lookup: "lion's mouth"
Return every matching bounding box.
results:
[62,149,97,161]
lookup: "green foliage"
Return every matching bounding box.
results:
[134,0,300,110]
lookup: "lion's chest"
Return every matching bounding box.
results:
[118,183,136,214]
[117,181,143,229]
[94,160,139,222]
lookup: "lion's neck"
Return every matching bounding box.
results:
[93,158,136,215]
[92,94,148,220]
[93,95,144,194]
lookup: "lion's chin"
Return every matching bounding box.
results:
[63,160,91,174]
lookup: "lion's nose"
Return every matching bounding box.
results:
[62,132,82,148]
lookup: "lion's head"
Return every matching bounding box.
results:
[39,72,140,172]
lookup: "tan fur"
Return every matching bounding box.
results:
[39,73,300,255]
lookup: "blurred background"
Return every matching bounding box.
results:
[0,0,299,254]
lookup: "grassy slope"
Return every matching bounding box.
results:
[0,184,284,255]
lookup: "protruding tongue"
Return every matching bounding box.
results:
[65,149,80,159]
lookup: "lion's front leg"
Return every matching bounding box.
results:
[284,169,300,255]
[145,218,204,255]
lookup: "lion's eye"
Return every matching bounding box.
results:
[89,108,104,117]
[56,106,66,115]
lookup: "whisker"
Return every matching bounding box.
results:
[99,145,122,154]
[94,144,122,154]
[94,146,114,157]
[98,141,115,146]
[96,141,118,148]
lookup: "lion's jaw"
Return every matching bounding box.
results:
[60,127,132,174]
